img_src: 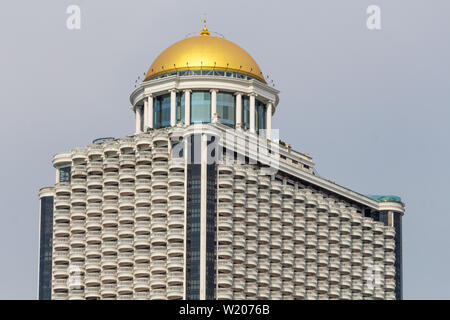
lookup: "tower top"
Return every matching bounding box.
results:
[200,16,210,36]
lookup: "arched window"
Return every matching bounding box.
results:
[216,92,235,128]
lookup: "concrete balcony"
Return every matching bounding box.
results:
[136,165,151,178]
[134,278,151,291]
[217,288,233,300]
[135,193,151,206]
[217,202,233,216]
[55,196,71,208]
[85,259,101,272]
[340,263,352,275]
[135,151,152,164]
[385,252,395,265]
[167,258,184,271]
[54,238,70,250]
[134,292,150,300]
[100,269,117,283]
[150,232,167,245]
[304,209,317,221]
[385,241,395,252]
[233,195,246,207]
[373,236,384,248]
[257,191,270,203]
[118,183,134,196]
[305,276,317,290]
[150,260,167,273]
[167,228,184,242]
[384,228,396,239]
[233,235,246,249]
[233,278,246,291]
[294,204,305,216]
[168,186,185,200]
[102,200,119,213]
[133,221,150,234]
[270,195,282,207]
[269,209,282,221]
[117,281,134,295]
[116,267,133,280]
[293,286,305,299]
[152,147,169,160]
[234,180,246,193]
[135,208,150,220]
[136,179,151,192]
[54,224,70,237]
[168,200,184,214]
[258,176,270,189]
[233,264,245,278]
[53,279,69,291]
[269,263,282,277]
[218,231,233,244]
[218,260,233,273]
[167,286,184,300]
[351,241,363,252]
[151,247,167,260]
[55,183,71,195]
[53,265,69,278]
[247,199,258,211]
[117,252,134,265]
[218,245,233,258]
[269,236,281,249]
[149,275,166,288]
[119,139,135,151]
[151,204,167,216]
[87,161,103,174]
[168,172,185,186]
[218,175,233,188]
[385,265,395,278]
[167,271,184,285]
[245,283,258,296]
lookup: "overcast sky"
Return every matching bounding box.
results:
[0,0,449,299]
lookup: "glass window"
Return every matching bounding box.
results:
[191,91,211,123]
[153,94,171,128]
[216,92,235,128]
[255,100,267,133]
[176,91,185,124]
[59,167,71,182]
[242,96,250,130]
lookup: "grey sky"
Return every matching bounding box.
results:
[0,0,448,299]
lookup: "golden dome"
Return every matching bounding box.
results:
[144,26,266,83]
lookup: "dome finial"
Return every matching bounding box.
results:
[200,15,210,36]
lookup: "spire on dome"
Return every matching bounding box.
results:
[200,16,210,36]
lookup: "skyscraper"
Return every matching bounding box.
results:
[38,23,404,300]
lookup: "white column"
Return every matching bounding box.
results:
[249,93,256,133]
[210,89,217,122]
[143,99,148,130]
[266,101,273,140]
[170,89,177,126]
[199,133,208,300]
[135,106,142,134]
[184,90,191,125]
[235,92,242,128]
[148,95,153,129]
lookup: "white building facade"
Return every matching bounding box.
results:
[38,25,404,300]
